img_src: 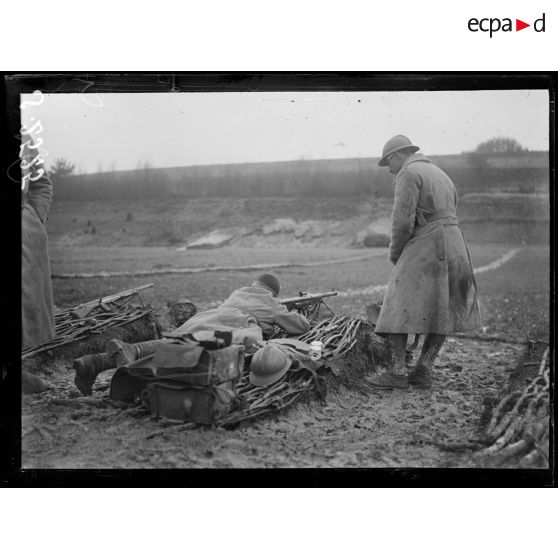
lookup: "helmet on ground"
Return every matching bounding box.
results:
[378,135,420,166]
[249,344,292,386]
[256,273,280,296]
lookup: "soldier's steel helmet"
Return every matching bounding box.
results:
[378,135,420,166]
[256,273,281,296]
[249,344,292,386]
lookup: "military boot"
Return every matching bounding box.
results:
[22,371,53,394]
[408,333,446,389]
[407,364,432,389]
[73,352,113,395]
[367,333,409,390]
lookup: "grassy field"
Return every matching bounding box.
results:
[49,246,379,274]
[50,243,511,304]
[49,242,549,340]
[472,245,550,340]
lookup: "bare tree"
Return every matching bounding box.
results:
[468,136,526,172]
[49,158,76,182]
[474,136,526,154]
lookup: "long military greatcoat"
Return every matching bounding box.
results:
[172,285,311,341]
[375,154,481,334]
[110,285,311,392]
[22,170,55,348]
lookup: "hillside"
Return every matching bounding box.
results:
[47,197,392,249]
[46,151,549,249]
[47,192,549,250]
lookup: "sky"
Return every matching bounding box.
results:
[21,89,549,174]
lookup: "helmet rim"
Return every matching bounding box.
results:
[249,345,292,386]
[378,135,420,166]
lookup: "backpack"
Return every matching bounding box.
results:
[110,335,244,425]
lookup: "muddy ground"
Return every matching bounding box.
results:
[21,243,550,470]
[22,336,522,469]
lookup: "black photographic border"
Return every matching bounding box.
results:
[1,71,555,487]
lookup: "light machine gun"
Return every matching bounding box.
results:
[280,291,338,321]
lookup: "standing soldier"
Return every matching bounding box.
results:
[369,135,481,390]
[21,133,56,393]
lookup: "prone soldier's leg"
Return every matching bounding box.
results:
[73,353,113,396]
[106,338,161,366]
[73,339,162,396]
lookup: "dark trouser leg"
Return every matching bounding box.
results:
[368,333,409,390]
[74,340,162,396]
[408,333,446,389]
[135,340,161,358]
[387,333,408,376]
[73,353,113,396]
[405,334,421,366]
[106,339,162,367]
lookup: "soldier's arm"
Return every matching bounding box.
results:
[388,170,420,264]
[270,300,311,335]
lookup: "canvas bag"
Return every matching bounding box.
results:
[110,337,245,424]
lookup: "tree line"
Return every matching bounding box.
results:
[49,137,548,201]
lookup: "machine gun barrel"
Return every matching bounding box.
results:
[280,291,338,308]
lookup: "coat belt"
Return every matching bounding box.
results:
[424,210,457,223]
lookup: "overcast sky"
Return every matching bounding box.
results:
[21,90,549,174]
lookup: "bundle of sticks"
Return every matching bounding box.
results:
[474,347,550,467]
[22,284,154,360]
[217,371,315,426]
[217,315,365,426]
[298,315,362,358]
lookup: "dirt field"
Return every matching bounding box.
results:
[21,242,550,469]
